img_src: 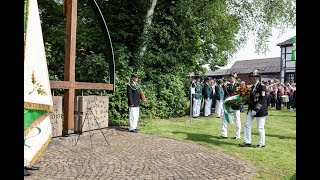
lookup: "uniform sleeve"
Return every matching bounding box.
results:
[223,85,228,98]
[127,85,133,106]
[205,84,211,98]
[214,86,219,98]
[253,85,266,112]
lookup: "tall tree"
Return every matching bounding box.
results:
[140,0,158,57]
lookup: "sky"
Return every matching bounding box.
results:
[220,27,296,69]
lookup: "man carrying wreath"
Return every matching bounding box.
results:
[217,73,242,140]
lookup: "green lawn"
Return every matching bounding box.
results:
[140,107,296,180]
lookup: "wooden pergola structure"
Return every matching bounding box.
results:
[50,0,115,136]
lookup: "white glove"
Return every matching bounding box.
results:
[251,110,257,116]
[207,98,210,101]
[193,98,196,101]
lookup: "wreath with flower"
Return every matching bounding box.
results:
[225,83,251,108]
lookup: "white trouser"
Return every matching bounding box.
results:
[244,110,266,145]
[204,99,212,116]
[215,100,224,117]
[193,99,201,117]
[129,107,140,131]
[221,110,241,138]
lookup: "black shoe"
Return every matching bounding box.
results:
[231,137,240,140]
[129,130,136,133]
[239,143,251,147]
[24,169,31,176]
[256,144,265,148]
[217,136,227,139]
[24,166,40,170]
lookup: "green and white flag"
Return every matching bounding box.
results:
[24,0,53,167]
[291,36,296,61]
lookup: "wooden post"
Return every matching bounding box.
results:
[62,0,77,135]
[50,0,114,136]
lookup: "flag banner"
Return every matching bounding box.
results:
[291,36,296,61]
[24,0,53,167]
[223,94,240,123]
[24,116,52,167]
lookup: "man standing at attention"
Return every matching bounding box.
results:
[203,77,213,117]
[214,79,224,118]
[239,69,268,148]
[127,73,142,132]
[217,73,242,139]
[192,76,203,118]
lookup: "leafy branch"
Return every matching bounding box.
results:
[28,71,47,95]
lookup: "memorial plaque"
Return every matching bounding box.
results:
[74,96,109,132]
[49,96,63,137]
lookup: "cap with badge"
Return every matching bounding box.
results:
[249,69,261,77]
[131,73,139,78]
[204,76,212,81]
[228,72,237,78]
[216,79,223,84]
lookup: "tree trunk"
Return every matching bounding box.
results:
[140,0,157,56]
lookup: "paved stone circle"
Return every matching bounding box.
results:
[25,128,257,179]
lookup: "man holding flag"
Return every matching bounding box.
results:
[239,69,268,148]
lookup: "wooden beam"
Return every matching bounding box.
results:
[63,0,77,135]
[75,82,113,90]
[63,0,67,16]
[64,0,77,83]
[50,81,72,89]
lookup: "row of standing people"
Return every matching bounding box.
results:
[191,70,270,148]
[265,80,296,112]
[191,75,243,118]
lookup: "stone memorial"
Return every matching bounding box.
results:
[49,96,63,137]
[74,96,109,132]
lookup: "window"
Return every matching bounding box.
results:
[286,46,292,54]
[285,73,295,82]
[285,54,292,60]
[286,61,295,68]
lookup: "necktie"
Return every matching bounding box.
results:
[252,85,256,94]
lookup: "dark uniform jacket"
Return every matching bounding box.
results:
[203,82,213,99]
[215,85,224,100]
[192,82,203,100]
[224,82,240,110]
[127,81,141,107]
[248,82,268,117]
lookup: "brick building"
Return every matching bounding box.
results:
[226,57,281,83]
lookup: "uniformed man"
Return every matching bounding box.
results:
[217,73,242,139]
[239,69,268,148]
[214,79,224,118]
[192,76,203,118]
[203,77,213,117]
[211,78,216,112]
[127,73,142,132]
